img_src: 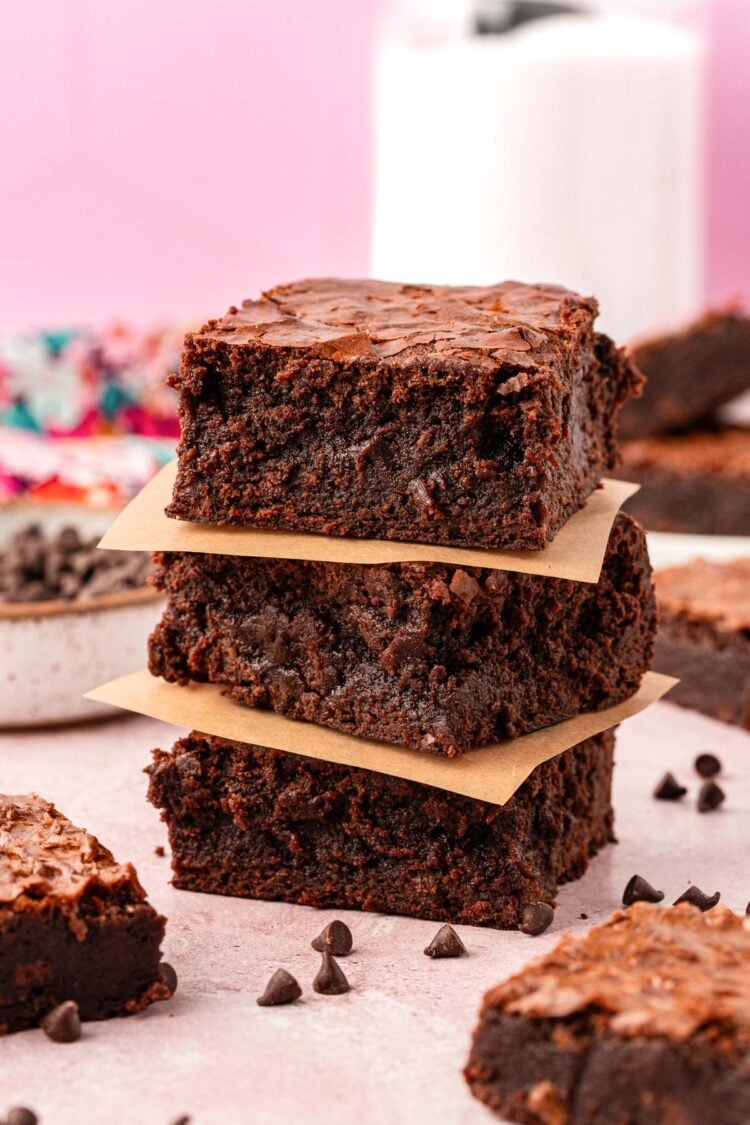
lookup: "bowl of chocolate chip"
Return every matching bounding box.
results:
[0,515,162,727]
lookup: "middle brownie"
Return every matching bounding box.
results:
[149,512,655,757]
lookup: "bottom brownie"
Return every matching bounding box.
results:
[465,903,750,1124]
[1,795,173,1034]
[147,730,615,930]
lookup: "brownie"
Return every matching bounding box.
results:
[465,903,750,1123]
[653,557,750,729]
[148,512,655,757]
[622,426,750,535]
[0,794,173,1034]
[147,729,615,930]
[167,278,641,550]
[620,308,750,440]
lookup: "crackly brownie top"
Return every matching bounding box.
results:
[196,278,598,369]
[0,794,144,909]
[622,427,750,479]
[656,557,750,632]
[486,904,750,1043]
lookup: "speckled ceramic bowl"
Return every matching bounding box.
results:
[0,504,162,728]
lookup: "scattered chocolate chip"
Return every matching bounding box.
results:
[313,952,350,995]
[257,968,302,1007]
[622,874,665,907]
[159,962,178,994]
[311,919,353,957]
[653,771,687,800]
[697,780,725,813]
[6,1109,38,1125]
[423,924,467,959]
[694,753,721,778]
[169,1117,191,1125]
[746,901,750,915]
[673,886,720,912]
[579,913,588,920]
[519,902,554,936]
[154,845,166,857]
[41,999,81,1043]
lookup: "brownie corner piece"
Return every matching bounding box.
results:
[167,278,640,549]
[0,794,174,1034]
[465,903,750,1123]
[147,727,615,930]
[620,307,750,440]
[653,556,750,729]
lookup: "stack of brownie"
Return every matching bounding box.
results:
[141,278,657,930]
[620,308,750,534]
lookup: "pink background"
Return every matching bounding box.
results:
[0,0,747,329]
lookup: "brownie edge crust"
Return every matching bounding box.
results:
[167,278,641,550]
[465,904,750,1124]
[0,794,173,1034]
[147,730,615,930]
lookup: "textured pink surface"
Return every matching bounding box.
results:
[0,701,748,1124]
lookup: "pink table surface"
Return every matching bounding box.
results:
[0,700,748,1125]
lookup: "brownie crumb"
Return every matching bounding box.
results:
[695,753,722,778]
[653,772,687,800]
[312,952,350,996]
[622,874,665,906]
[311,920,353,957]
[41,1000,81,1043]
[424,924,467,959]
[154,844,166,857]
[519,902,554,936]
[673,886,721,912]
[697,780,725,813]
[257,969,301,1007]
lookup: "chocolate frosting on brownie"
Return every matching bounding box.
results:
[656,558,750,633]
[200,278,597,370]
[0,794,144,909]
[488,903,750,1043]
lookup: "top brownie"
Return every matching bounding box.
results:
[167,279,641,550]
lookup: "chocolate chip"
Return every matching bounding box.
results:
[695,753,721,778]
[519,902,554,935]
[257,968,302,1006]
[159,962,178,994]
[169,1117,191,1125]
[423,923,466,958]
[653,772,687,800]
[0,521,154,605]
[697,780,725,813]
[579,913,588,920]
[311,920,353,957]
[746,901,750,915]
[41,1000,81,1043]
[6,1109,38,1125]
[622,875,665,906]
[155,845,166,857]
[313,952,350,995]
[673,886,720,911]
